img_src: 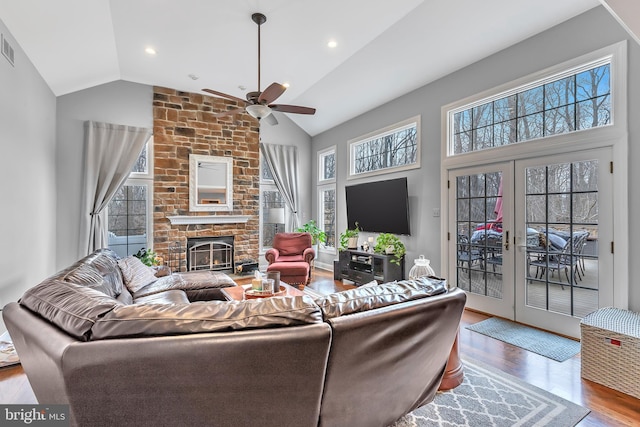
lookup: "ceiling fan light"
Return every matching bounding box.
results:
[246,104,272,119]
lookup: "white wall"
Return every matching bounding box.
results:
[311,6,640,310]
[0,19,56,322]
[55,81,153,268]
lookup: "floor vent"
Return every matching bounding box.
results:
[2,34,15,66]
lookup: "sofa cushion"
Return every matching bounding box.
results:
[275,255,305,263]
[117,256,157,293]
[133,270,236,299]
[134,290,190,305]
[56,263,120,298]
[56,248,124,297]
[19,279,121,341]
[315,276,448,319]
[91,295,323,339]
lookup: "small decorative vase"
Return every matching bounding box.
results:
[348,236,359,249]
[409,255,435,280]
[385,245,394,255]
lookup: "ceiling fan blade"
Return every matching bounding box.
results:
[258,82,286,104]
[263,114,278,126]
[211,108,246,118]
[270,104,316,115]
[202,88,247,105]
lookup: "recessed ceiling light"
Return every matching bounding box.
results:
[145,47,157,55]
[327,40,337,48]
[188,74,199,80]
[283,82,290,88]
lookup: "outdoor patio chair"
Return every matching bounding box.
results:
[530,231,590,289]
[457,234,483,271]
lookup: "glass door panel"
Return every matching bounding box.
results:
[515,149,613,338]
[449,163,513,319]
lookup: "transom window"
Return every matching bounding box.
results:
[319,147,336,182]
[450,61,611,155]
[349,116,420,178]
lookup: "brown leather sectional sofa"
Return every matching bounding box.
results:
[3,249,466,427]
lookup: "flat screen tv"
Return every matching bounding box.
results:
[345,177,410,235]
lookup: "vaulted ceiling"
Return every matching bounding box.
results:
[0,0,607,136]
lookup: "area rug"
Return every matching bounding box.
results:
[391,359,589,427]
[0,331,19,368]
[465,317,581,362]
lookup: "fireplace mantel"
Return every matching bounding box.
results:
[167,215,251,225]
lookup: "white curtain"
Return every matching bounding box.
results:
[78,121,152,256]
[260,143,300,230]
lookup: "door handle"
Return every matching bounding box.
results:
[504,231,509,250]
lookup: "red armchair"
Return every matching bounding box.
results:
[265,233,315,286]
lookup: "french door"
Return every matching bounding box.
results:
[514,149,613,337]
[449,162,514,319]
[449,149,613,338]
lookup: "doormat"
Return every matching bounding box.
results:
[465,317,580,362]
[391,358,590,426]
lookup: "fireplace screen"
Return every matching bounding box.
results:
[187,237,234,272]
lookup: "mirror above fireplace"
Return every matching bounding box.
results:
[189,154,233,212]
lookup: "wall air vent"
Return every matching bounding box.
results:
[1,33,15,66]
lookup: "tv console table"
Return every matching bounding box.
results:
[337,249,404,285]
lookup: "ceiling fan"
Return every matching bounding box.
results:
[202,12,316,125]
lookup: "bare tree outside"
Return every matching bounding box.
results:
[131,144,148,173]
[321,152,335,180]
[353,124,418,175]
[108,184,148,256]
[452,64,610,155]
[321,188,336,248]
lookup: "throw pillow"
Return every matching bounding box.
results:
[117,256,157,293]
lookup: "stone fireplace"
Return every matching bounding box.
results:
[151,86,260,272]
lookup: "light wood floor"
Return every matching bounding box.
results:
[2,268,639,426]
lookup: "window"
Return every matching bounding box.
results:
[443,42,628,329]
[131,143,149,174]
[318,185,336,251]
[107,183,151,257]
[349,116,420,178]
[317,146,336,252]
[260,157,285,251]
[449,62,611,155]
[107,139,153,257]
[318,147,336,182]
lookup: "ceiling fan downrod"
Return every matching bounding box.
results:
[252,13,267,93]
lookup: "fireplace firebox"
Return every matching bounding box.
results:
[186,236,234,272]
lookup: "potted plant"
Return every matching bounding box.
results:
[296,220,327,246]
[133,248,161,266]
[339,222,361,250]
[374,233,406,265]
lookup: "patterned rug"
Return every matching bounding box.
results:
[391,359,589,427]
[465,317,581,362]
[0,332,19,368]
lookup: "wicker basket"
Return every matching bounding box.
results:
[580,307,640,399]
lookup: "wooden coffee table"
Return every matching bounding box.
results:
[221,282,304,301]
